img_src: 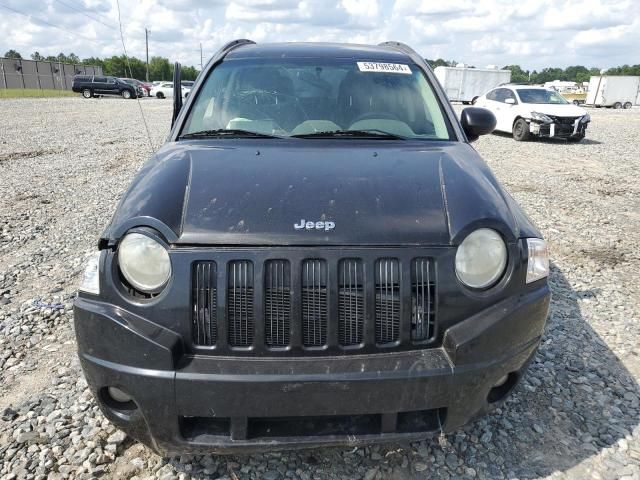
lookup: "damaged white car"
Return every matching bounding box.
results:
[475,85,590,142]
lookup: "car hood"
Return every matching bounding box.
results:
[103,141,537,247]
[523,103,586,117]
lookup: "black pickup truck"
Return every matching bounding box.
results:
[72,75,139,99]
[74,40,550,454]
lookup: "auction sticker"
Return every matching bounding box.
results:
[357,62,412,74]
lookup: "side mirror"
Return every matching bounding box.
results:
[504,98,516,105]
[172,62,182,128]
[460,107,496,142]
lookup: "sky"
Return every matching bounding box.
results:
[1,0,639,70]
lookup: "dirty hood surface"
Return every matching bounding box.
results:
[106,141,521,246]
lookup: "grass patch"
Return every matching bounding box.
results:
[0,89,76,99]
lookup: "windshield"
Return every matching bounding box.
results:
[516,89,568,104]
[181,58,452,140]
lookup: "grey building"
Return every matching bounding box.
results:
[0,57,103,90]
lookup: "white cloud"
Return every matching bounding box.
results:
[0,0,638,70]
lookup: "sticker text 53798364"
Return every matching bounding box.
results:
[356,62,412,74]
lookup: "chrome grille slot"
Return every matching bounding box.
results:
[192,261,217,346]
[411,258,435,341]
[264,260,291,348]
[375,258,400,344]
[301,259,328,347]
[338,259,364,346]
[228,260,254,347]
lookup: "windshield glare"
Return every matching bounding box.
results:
[517,89,569,104]
[181,59,452,140]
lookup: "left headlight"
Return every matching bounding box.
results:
[455,228,508,289]
[580,113,590,123]
[118,232,171,293]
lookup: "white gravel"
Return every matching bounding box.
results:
[0,97,639,480]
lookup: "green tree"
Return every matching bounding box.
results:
[82,56,105,69]
[149,56,172,81]
[530,67,567,83]
[607,64,640,76]
[426,58,457,68]
[181,65,199,81]
[31,51,44,61]
[503,65,530,83]
[4,49,22,59]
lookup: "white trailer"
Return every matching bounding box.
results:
[585,75,640,108]
[434,66,511,104]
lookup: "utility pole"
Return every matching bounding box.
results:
[200,42,203,70]
[145,28,150,82]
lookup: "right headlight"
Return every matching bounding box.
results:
[526,238,549,283]
[118,232,171,294]
[455,228,508,289]
[531,111,553,123]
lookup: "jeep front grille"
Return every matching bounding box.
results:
[191,252,438,354]
[411,258,435,341]
[192,261,217,346]
[338,259,364,346]
[264,260,291,348]
[375,258,400,345]
[301,259,328,347]
[228,260,254,347]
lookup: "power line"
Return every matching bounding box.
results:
[0,2,101,44]
[53,0,117,30]
[115,0,154,153]
[60,0,115,25]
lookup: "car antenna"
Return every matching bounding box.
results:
[115,0,154,153]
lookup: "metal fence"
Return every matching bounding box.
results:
[0,57,103,90]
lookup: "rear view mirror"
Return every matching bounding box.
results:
[172,62,182,128]
[505,98,516,105]
[460,107,496,142]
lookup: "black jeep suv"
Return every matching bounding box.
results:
[74,41,550,454]
[72,75,138,99]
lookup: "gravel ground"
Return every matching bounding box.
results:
[0,97,638,480]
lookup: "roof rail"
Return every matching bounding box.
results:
[204,39,255,70]
[219,39,255,54]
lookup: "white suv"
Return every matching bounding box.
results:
[474,85,590,142]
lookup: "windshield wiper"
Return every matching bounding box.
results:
[290,129,406,140]
[179,129,282,139]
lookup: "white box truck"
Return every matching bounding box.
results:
[434,66,511,104]
[585,76,640,109]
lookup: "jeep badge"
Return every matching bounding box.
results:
[294,219,335,231]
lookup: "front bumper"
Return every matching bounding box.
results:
[529,118,588,139]
[74,285,549,455]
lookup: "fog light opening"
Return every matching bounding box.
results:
[108,386,132,403]
[100,386,138,413]
[487,372,518,404]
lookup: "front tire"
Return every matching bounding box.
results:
[623,102,633,109]
[572,100,580,105]
[156,92,165,99]
[613,102,622,109]
[82,88,93,98]
[122,89,132,99]
[512,118,531,141]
